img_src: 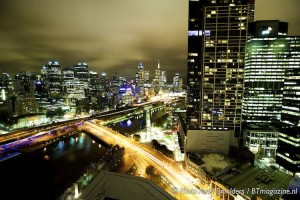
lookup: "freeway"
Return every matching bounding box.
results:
[82,122,213,200]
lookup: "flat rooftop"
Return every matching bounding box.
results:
[187,152,235,175]
[216,163,294,200]
[79,170,176,200]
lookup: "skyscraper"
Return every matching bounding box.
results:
[243,21,300,157]
[74,62,89,89]
[187,0,255,132]
[243,21,290,127]
[277,68,300,176]
[45,61,63,98]
[136,61,145,86]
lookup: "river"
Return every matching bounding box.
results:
[0,108,167,200]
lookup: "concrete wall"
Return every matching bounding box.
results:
[186,130,232,155]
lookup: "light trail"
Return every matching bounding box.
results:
[83,122,213,200]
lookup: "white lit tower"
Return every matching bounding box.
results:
[136,61,145,86]
[46,61,63,98]
[153,61,161,85]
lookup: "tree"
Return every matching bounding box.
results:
[133,134,141,141]
[145,165,155,176]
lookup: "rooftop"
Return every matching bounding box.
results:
[215,163,294,200]
[79,170,176,200]
[187,152,235,175]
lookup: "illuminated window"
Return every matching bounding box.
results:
[188,31,198,36]
[205,30,211,36]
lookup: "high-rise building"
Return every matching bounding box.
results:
[88,71,100,97]
[63,66,75,106]
[0,73,13,100]
[187,0,255,131]
[45,61,63,98]
[243,20,290,126]
[14,72,36,94]
[277,68,300,176]
[186,0,254,131]
[243,21,300,157]
[160,70,167,86]
[136,61,145,86]
[173,73,180,87]
[99,73,110,93]
[144,70,150,84]
[74,62,89,89]
[153,61,161,85]
[74,63,89,81]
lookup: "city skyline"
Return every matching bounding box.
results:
[1,0,300,80]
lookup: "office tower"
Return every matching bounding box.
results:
[173,73,180,87]
[243,21,300,157]
[187,0,255,131]
[153,61,161,85]
[277,68,300,176]
[144,71,150,84]
[0,73,13,100]
[14,72,36,94]
[243,21,290,126]
[99,73,110,93]
[136,62,145,86]
[74,63,88,81]
[62,66,75,105]
[45,61,63,98]
[74,62,89,90]
[88,71,100,96]
[161,70,167,86]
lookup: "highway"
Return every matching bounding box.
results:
[82,121,213,200]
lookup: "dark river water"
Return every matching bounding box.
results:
[0,108,167,200]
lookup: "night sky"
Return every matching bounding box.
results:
[0,0,300,80]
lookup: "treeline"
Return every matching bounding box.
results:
[151,139,173,158]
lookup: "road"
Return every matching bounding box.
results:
[82,122,213,200]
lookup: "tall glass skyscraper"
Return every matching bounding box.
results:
[243,21,292,126]
[187,0,255,131]
[277,68,300,176]
[46,61,63,97]
[243,21,300,157]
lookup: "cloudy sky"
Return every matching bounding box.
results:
[0,0,300,81]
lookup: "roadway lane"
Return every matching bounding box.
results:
[82,122,212,200]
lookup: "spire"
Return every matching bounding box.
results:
[157,60,160,69]
[138,61,143,69]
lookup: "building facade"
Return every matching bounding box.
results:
[187,0,255,132]
[243,21,300,157]
[243,21,290,126]
[277,68,300,176]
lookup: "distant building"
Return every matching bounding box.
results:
[44,61,63,98]
[0,73,13,100]
[74,62,88,88]
[153,61,161,86]
[88,71,100,97]
[12,94,39,117]
[13,72,36,94]
[173,73,180,87]
[144,70,150,84]
[136,61,145,86]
